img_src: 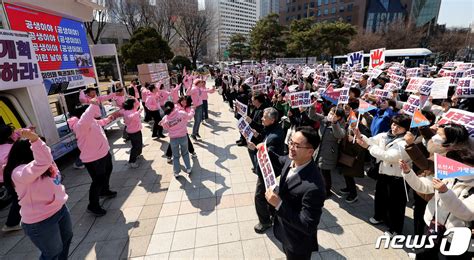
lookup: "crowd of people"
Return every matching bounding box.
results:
[0,60,473,260]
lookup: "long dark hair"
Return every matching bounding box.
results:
[3,140,52,191]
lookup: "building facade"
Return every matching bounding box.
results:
[205,0,258,62]
[402,0,441,27]
[259,0,280,19]
[278,0,368,29]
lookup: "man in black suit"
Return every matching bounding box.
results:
[247,107,284,234]
[264,126,326,260]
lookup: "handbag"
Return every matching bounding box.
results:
[338,152,357,167]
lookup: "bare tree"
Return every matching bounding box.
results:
[172,5,215,68]
[108,0,157,36]
[84,0,110,44]
[153,0,180,45]
[382,21,424,49]
[348,29,384,52]
[429,28,470,61]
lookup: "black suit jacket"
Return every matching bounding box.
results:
[272,155,326,254]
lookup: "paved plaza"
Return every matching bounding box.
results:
[0,88,414,259]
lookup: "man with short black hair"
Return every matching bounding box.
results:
[264,126,326,260]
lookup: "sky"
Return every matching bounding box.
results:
[437,0,473,28]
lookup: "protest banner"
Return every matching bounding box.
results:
[237,117,254,142]
[373,89,392,99]
[420,64,430,76]
[347,51,364,67]
[430,77,451,99]
[370,48,385,69]
[437,108,474,136]
[442,62,455,69]
[352,72,363,81]
[445,70,465,86]
[383,83,400,91]
[435,153,474,179]
[251,83,266,93]
[289,91,311,108]
[257,72,266,83]
[405,77,435,95]
[389,74,405,88]
[456,63,473,71]
[369,68,383,78]
[0,29,42,90]
[406,68,422,79]
[455,77,474,98]
[338,88,350,105]
[463,68,474,78]
[410,109,430,128]
[257,142,278,190]
[388,66,402,76]
[235,100,248,117]
[402,95,421,116]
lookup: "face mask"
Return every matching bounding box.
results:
[431,134,445,145]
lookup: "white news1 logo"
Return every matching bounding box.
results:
[375,227,473,255]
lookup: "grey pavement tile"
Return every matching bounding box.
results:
[197,210,217,227]
[328,225,364,248]
[264,236,285,259]
[238,220,264,240]
[195,225,218,247]
[159,202,181,217]
[131,218,157,237]
[218,241,244,259]
[242,237,270,259]
[178,199,199,214]
[146,232,173,255]
[171,229,196,251]
[96,238,128,259]
[217,223,241,243]
[193,245,218,259]
[175,213,198,231]
[217,208,238,224]
[235,205,258,222]
[153,215,178,234]
[139,204,162,220]
[143,253,169,260]
[168,248,194,260]
[233,192,254,207]
[124,235,153,257]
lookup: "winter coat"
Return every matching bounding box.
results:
[308,107,346,170]
[340,124,371,178]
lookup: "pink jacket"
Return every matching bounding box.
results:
[188,85,203,107]
[159,108,195,138]
[0,143,13,183]
[79,90,113,104]
[157,89,170,107]
[145,92,160,111]
[12,140,68,224]
[171,84,181,103]
[120,101,142,134]
[200,87,215,101]
[141,87,151,103]
[111,93,126,108]
[67,105,112,163]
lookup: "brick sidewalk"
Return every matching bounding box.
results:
[0,86,412,259]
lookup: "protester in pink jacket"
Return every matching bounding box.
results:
[67,101,117,216]
[188,79,205,140]
[120,98,143,168]
[160,101,195,177]
[79,86,113,105]
[170,84,181,103]
[145,85,165,138]
[200,83,215,121]
[3,130,72,259]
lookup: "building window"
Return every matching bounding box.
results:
[339,5,344,12]
[317,0,322,6]
[297,14,301,19]
[310,2,315,8]
[324,8,328,15]
[298,5,301,10]
[331,0,336,3]
[310,11,314,16]
[324,0,328,5]
[347,3,353,11]
[346,15,352,22]
[317,10,321,16]
[331,7,336,14]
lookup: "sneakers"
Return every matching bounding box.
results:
[339,187,350,195]
[129,162,139,169]
[191,153,197,158]
[100,190,117,199]
[254,222,272,234]
[158,134,166,138]
[190,135,197,141]
[186,168,192,175]
[369,217,384,225]
[345,194,358,204]
[174,172,180,178]
[167,157,172,164]
[196,133,202,138]
[73,164,85,170]
[87,205,107,217]
[2,224,22,232]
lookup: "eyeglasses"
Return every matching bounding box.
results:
[288,140,313,150]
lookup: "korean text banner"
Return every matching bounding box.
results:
[0,29,43,90]
[4,3,96,92]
